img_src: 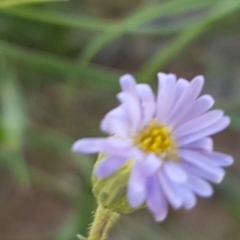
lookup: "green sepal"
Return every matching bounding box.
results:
[92,153,145,214]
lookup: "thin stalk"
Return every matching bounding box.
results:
[85,205,119,240]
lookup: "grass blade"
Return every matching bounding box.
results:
[138,0,240,81]
[0,39,121,87]
[0,0,67,8]
[0,65,30,184]
[78,0,217,66]
[0,6,113,32]
[1,72,26,149]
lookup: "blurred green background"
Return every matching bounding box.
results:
[0,0,240,239]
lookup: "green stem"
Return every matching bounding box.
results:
[87,205,119,240]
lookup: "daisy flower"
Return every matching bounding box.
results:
[73,73,233,221]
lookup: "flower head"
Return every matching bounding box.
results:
[73,73,233,221]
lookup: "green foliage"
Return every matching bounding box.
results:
[138,0,240,81]
[0,0,67,8]
[0,0,240,239]
[0,62,30,184]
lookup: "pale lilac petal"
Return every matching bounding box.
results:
[101,106,130,137]
[203,152,234,166]
[158,170,182,209]
[72,138,106,154]
[103,139,146,161]
[102,137,132,157]
[168,76,204,127]
[143,154,162,175]
[156,73,177,122]
[130,148,146,161]
[174,110,223,138]
[95,156,128,178]
[119,74,138,100]
[102,117,129,137]
[136,84,156,128]
[177,95,215,126]
[146,175,168,221]
[174,78,189,101]
[205,152,234,167]
[105,137,130,149]
[185,174,213,197]
[180,161,225,183]
[127,162,147,208]
[176,185,196,210]
[180,150,225,183]
[182,138,213,151]
[179,116,230,146]
[117,92,141,132]
[163,161,187,183]
[127,154,161,208]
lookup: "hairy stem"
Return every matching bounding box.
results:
[87,205,119,240]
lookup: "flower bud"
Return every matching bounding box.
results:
[92,153,144,214]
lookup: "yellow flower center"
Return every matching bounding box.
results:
[134,119,179,161]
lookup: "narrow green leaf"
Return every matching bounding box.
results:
[0,6,113,32]
[138,0,240,81]
[123,0,216,27]
[0,64,30,184]
[0,0,67,8]
[1,72,26,149]
[0,6,199,36]
[131,21,194,36]
[78,0,217,66]
[0,1,218,70]
[0,40,121,87]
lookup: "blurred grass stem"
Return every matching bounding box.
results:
[138,0,240,81]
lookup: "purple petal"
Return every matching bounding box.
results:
[146,175,168,221]
[174,110,223,138]
[168,76,204,127]
[102,117,129,138]
[209,152,234,167]
[105,137,130,149]
[163,161,187,183]
[177,95,214,126]
[117,92,141,132]
[136,84,156,128]
[72,138,106,154]
[119,74,138,100]
[143,154,162,175]
[181,161,225,184]
[180,149,225,183]
[182,138,213,151]
[158,170,182,209]
[176,185,196,210]
[185,174,213,197]
[156,73,177,122]
[174,78,189,101]
[102,138,132,157]
[101,106,130,137]
[95,156,128,178]
[179,116,230,146]
[195,152,233,167]
[127,161,147,208]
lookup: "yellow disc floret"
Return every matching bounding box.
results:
[134,119,179,161]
